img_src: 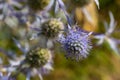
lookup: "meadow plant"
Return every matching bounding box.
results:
[0,0,119,80]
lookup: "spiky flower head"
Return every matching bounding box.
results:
[25,47,51,68]
[27,0,50,11]
[41,19,64,38]
[58,26,92,61]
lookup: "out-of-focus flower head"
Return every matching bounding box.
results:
[23,46,53,80]
[15,38,53,80]
[25,47,52,68]
[40,18,64,39]
[0,38,53,80]
[29,18,65,49]
[58,25,92,61]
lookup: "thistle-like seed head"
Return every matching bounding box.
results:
[41,19,64,38]
[25,47,51,68]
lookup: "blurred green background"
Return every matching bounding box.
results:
[0,0,120,80]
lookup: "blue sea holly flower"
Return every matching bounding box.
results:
[58,26,92,61]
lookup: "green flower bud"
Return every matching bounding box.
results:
[25,47,51,68]
[41,19,64,38]
[27,0,50,11]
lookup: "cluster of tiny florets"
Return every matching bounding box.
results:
[25,47,51,68]
[58,26,92,61]
[41,19,64,38]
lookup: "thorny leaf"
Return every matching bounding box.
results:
[106,38,120,55]
[94,12,120,54]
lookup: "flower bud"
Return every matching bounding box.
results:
[25,47,51,68]
[41,19,64,38]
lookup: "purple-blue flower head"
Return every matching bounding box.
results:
[58,26,92,61]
